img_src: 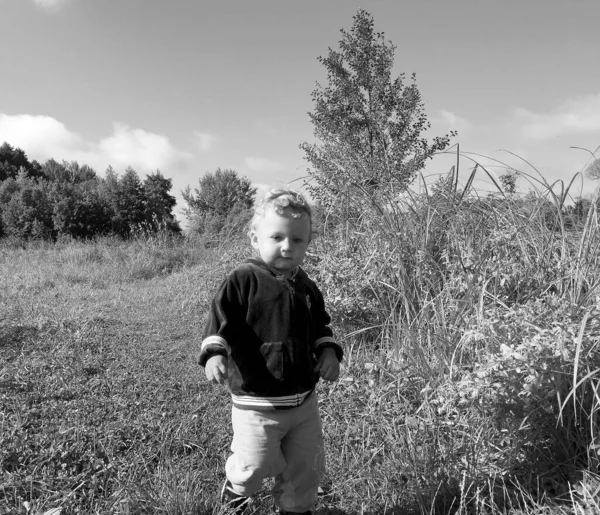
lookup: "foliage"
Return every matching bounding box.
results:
[106,166,147,237]
[0,142,44,181]
[499,170,517,195]
[305,148,600,510]
[564,196,594,227]
[186,202,253,246]
[182,167,255,218]
[300,9,454,219]
[41,159,97,184]
[182,168,256,238]
[142,170,180,233]
[585,157,600,181]
[102,166,181,238]
[48,182,114,238]
[0,171,53,239]
[0,143,182,241]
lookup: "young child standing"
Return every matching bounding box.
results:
[199,188,343,515]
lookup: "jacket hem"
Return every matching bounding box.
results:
[231,389,314,410]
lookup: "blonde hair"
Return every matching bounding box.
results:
[249,188,314,238]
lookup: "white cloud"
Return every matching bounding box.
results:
[0,113,192,175]
[0,113,85,161]
[514,93,600,141]
[244,157,284,173]
[194,131,220,152]
[99,123,192,172]
[32,0,71,10]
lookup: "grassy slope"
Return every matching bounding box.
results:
[1,236,597,515]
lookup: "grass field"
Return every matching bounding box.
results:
[2,176,600,515]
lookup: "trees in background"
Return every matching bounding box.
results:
[182,168,256,238]
[0,141,258,243]
[0,142,181,240]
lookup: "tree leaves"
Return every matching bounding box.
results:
[182,168,256,238]
[0,143,181,240]
[301,9,456,219]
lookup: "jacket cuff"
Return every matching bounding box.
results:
[198,335,229,367]
[315,336,343,362]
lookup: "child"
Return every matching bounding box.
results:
[199,188,343,514]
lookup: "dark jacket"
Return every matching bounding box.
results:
[199,258,343,410]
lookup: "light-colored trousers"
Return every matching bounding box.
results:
[226,392,325,512]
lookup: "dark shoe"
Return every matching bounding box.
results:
[221,479,250,514]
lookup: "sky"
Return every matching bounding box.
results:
[1,0,599,222]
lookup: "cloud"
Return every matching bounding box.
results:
[99,123,192,172]
[0,113,85,161]
[244,157,284,173]
[194,131,220,152]
[32,0,71,10]
[0,113,192,175]
[514,93,600,141]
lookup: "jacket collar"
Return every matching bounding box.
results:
[246,257,307,281]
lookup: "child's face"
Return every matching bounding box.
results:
[250,208,311,277]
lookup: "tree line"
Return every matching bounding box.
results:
[0,139,260,243]
[0,142,180,240]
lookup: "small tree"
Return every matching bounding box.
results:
[300,9,454,218]
[182,168,256,237]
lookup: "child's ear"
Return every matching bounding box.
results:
[250,231,259,250]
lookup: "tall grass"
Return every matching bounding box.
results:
[303,152,600,512]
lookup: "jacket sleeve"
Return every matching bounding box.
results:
[312,286,343,362]
[198,273,245,367]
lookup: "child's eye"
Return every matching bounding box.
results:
[294,238,304,243]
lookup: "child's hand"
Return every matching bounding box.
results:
[205,355,228,385]
[315,348,340,382]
